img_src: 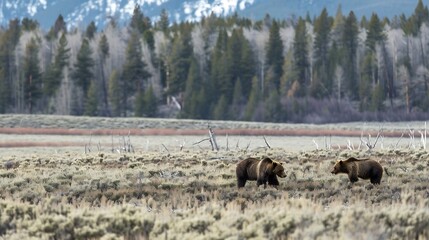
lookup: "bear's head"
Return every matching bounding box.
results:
[331,160,348,174]
[271,161,287,178]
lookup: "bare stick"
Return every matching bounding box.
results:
[193,138,211,145]
[226,134,229,151]
[161,144,170,154]
[347,140,353,150]
[111,133,114,153]
[245,141,251,152]
[312,139,319,150]
[209,127,219,151]
[395,131,405,149]
[180,141,184,151]
[372,128,383,149]
[263,136,271,149]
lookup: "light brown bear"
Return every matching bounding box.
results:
[331,157,383,184]
[236,157,286,188]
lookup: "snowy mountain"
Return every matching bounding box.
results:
[0,0,427,30]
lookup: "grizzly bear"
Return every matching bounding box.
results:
[331,157,383,184]
[236,157,287,188]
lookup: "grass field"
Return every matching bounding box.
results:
[0,115,428,239]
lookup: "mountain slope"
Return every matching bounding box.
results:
[0,0,427,29]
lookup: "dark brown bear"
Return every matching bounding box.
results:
[331,157,383,184]
[236,157,286,188]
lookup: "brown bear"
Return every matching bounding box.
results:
[236,157,286,188]
[331,157,383,184]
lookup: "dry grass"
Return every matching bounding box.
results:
[0,148,428,239]
[0,115,428,239]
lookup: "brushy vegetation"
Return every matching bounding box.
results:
[1,147,429,239]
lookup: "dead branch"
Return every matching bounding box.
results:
[263,136,271,149]
[347,140,353,150]
[193,138,211,145]
[209,127,219,151]
[312,139,319,150]
[395,131,405,149]
[161,144,170,154]
[111,133,114,153]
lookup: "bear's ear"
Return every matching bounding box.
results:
[339,160,343,164]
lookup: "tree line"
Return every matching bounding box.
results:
[1,1,429,123]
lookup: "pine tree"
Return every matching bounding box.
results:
[143,85,158,117]
[167,25,193,96]
[122,31,151,116]
[108,70,121,117]
[72,38,94,100]
[0,19,20,113]
[98,33,110,116]
[331,5,345,43]
[0,68,5,113]
[359,52,373,111]
[230,79,244,120]
[130,4,151,33]
[244,77,261,121]
[312,8,332,98]
[280,51,298,97]
[23,38,42,113]
[264,89,281,122]
[240,37,256,98]
[85,21,97,40]
[44,32,70,96]
[293,17,309,97]
[413,0,429,29]
[84,80,98,116]
[134,90,144,117]
[371,83,384,111]
[365,13,385,51]
[342,11,359,100]
[265,20,284,85]
[47,15,66,40]
[213,95,229,120]
[182,58,201,118]
[22,18,39,31]
[209,28,228,102]
[224,28,253,102]
[143,29,155,51]
[158,9,170,32]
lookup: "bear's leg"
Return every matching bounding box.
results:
[349,167,358,183]
[237,178,247,188]
[257,179,267,188]
[268,175,279,186]
[348,174,358,183]
[370,176,381,185]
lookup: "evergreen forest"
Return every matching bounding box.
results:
[2,1,429,123]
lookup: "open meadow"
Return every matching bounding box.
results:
[0,115,429,239]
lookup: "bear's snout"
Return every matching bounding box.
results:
[331,169,337,174]
[278,171,287,178]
